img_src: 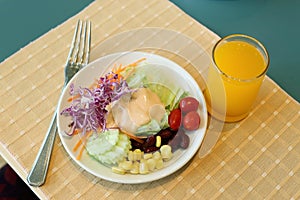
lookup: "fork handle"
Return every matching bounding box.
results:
[27,111,57,187]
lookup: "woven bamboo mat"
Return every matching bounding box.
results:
[0,0,299,199]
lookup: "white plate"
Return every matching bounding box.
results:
[57,51,208,184]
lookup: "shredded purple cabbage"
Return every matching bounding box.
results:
[61,72,131,136]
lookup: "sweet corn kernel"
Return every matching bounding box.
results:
[139,160,149,174]
[147,158,156,171]
[156,136,161,147]
[143,153,153,160]
[133,149,142,161]
[160,145,172,160]
[119,160,133,171]
[152,151,161,160]
[130,162,140,174]
[156,159,164,169]
[112,166,126,174]
[128,151,134,161]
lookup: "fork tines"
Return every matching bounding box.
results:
[67,20,91,68]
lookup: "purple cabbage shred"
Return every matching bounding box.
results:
[60,72,131,136]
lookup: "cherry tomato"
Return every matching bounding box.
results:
[183,111,200,131]
[168,108,182,131]
[179,97,199,113]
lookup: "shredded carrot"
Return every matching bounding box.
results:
[112,57,146,76]
[126,57,146,68]
[68,94,80,102]
[90,78,99,88]
[73,128,82,135]
[76,145,85,160]
[73,131,93,160]
[118,128,144,144]
[112,63,123,75]
[73,137,82,152]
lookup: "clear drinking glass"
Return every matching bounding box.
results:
[204,34,269,122]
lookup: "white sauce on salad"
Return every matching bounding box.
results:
[111,88,165,134]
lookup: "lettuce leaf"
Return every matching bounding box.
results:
[135,113,169,136]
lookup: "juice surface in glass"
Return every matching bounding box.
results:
[215,41,266,80]
[205,35,269,122]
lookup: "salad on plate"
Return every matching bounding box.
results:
[57,52,207,181]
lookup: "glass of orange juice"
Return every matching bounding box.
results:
[204,34,269,122]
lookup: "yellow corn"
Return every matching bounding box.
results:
[156,136,161,147]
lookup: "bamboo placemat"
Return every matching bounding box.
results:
[0,0,299,199]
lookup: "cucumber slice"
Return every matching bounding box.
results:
[86,129,131,165]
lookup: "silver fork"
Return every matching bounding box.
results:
[27,20,91,187]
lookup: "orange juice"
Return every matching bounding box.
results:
[204,34,269,122]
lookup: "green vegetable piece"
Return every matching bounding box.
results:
[86,129,131,165]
